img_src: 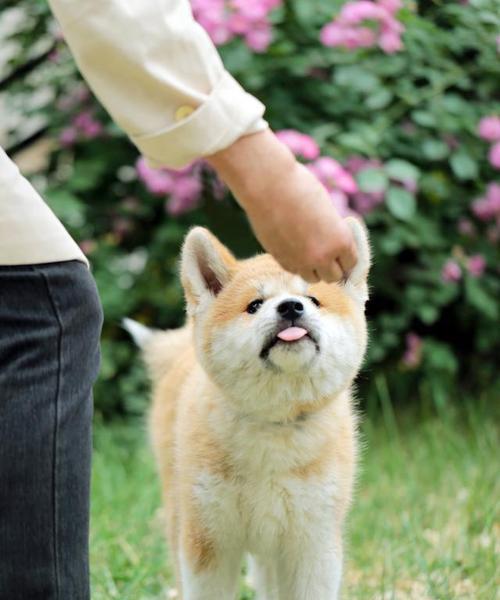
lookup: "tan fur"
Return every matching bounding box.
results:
[142,221,370,599]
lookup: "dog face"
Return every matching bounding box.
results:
[181,219,370,418]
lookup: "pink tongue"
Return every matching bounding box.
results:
[277,327,308,342]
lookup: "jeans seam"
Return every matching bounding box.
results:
[39,270,63,600]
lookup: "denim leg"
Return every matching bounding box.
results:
[0,261,103,600]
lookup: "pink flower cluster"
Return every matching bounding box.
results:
[59,110,104,147]
[467,254,486,278]
[308,157,358,216]
[471,182,500,222]
[276,130,320,160]
[276,129,405,217]
[191,0,281,52]
[402,332,422,368]
[344,156,386,214]
[441,254,487,283]
[136,157,204,215]
[320,0,405,54]
[477,116,500,169]
[56,84,91,112]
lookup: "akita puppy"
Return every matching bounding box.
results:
[124,218,370,600]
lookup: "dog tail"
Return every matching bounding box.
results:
[122,318,191,381]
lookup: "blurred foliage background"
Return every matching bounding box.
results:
[1,0,499,418]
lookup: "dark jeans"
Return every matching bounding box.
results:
[0,261,103,600]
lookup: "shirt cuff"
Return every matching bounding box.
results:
[131,71,268,169]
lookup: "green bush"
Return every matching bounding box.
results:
[2,0,499,416]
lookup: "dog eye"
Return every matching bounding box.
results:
[307,295,321,307]
[246,299,264,314]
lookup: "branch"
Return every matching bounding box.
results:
[4,126,49,157]
[0,43,57,90]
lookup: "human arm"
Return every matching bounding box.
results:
[48,0,356,281]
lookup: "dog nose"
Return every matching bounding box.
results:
[277,299,304,321]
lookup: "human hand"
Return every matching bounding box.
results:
[206,129,357,283]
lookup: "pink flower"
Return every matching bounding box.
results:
[245,25,273,52]
[467,255,486,278]
[379,29,403,53]
[136,157,174,195]
[442,259,462,283]
[344,157,385,214]
[457,218,475,237]
[330,190,356,217]
[351,190,384,214]
[320,22,376,49]
[341,1,385,23]
[378,0,403,13]
[276,130,320,160]
[166,176,203,215]
[477,116,500,142]
[308,157,358,194]
[136,157,207,215]
[471,182,500,221]
[192,0,280,51]
[345,156,383,173]
[72,110,103,139]
[59,127,77,147]
[56,85,91,111]
[402,332,423,368]
[320,0,405,54]
[488,141,500,169]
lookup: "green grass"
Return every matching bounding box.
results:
[90,402,499,599]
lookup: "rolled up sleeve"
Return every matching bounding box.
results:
[48,0,268,168]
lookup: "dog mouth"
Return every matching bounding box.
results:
[259,326,319,359]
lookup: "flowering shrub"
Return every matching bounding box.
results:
[3,0,499,415]
[320,0,405,54]
[191,0,281,51]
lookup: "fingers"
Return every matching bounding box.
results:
[337,238,358,278]
[299,269,320,283]
[316,260,343,283]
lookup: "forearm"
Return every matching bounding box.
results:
[206,129,298,211]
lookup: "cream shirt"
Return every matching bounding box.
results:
[0,0,267,266]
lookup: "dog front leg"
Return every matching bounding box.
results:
[179,548,242,600]
[247,553,280,600]
[278,541,343,600]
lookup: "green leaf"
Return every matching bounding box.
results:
[44,189,85,227]
[417,304,439,325]
[366,88,393,110]
[450,152,478,181]
[334,66,380,93]
[464,277,498,319]
[386,187,417,221]
[422,140,449,160]
[385,159,421,183]
[412,110,436,127]
[356,168,389,193]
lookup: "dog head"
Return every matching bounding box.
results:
[181,219,370,419]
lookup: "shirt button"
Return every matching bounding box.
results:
[175,105,195,122]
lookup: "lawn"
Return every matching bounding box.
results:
[90,398,498,600]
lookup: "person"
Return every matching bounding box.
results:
[0,0,358,598]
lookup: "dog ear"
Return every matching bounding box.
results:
[181,227,237,310]
[344,217,371,304]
